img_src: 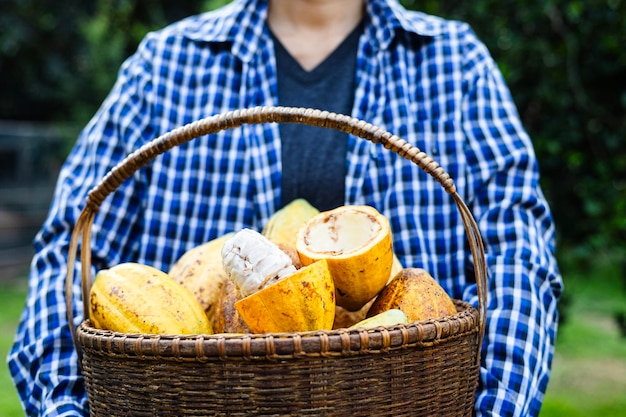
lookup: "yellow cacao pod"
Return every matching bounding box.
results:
[90,262,212,335]
[262,198,319,248]
[332,253,403,329]
[169,232,235,321]
[234,259,335,334]
[367,268,457,322]
[349,309,408,330]
[296,205,394,312]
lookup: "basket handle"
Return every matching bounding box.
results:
[65,106,487,362]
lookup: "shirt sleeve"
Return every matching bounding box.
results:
[6,38,155,416]
[459,37,563,416]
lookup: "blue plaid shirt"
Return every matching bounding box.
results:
[8,0,562,415]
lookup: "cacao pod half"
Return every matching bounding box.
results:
[296,205,394,311]
[234,259,335,333]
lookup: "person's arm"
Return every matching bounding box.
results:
[459,35,563,417]
[7,38,155,416]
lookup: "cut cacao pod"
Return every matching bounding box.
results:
[296,205,393,311]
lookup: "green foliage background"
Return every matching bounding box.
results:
[1,0,624,257]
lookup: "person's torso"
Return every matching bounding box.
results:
[108,5,485,299]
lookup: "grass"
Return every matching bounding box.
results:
[540,250,626,417]
[0,279,28,417]
[1,250,624,416]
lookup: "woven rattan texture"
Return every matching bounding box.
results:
[81,332,479,416]
[78,301,480,416]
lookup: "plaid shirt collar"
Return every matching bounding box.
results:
[180,0,446,63]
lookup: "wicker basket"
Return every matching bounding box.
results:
[65,106,487,417]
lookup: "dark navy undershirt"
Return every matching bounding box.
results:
[271,23,362,212]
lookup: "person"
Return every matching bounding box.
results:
[8,0,563,415]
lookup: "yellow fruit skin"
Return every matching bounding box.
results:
[262,199,320,247]
[234,259,335,334]
[90,262,212,335]
[296,205,394,312]
[332,253,403,329]
[367,268,457,322]
[349,309,408,329]
[168,233,235,321]
[390,252,404,283]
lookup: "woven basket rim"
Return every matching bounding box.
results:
[77,300,479,362]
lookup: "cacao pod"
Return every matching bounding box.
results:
[262,198,319,248]
[296,205,394,311]
[169,232,235,321]
[367,268,457,322]
[234,259,335,333]
[90,262,212,335]
[349,309,408,329]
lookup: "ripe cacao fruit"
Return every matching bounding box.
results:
[349,309,408,329]
[221,228,297,297]
[367,268,457,322]
[234,259,336,334]
[332,252,403,329]
[168,232,235,321]
[296,205,394,312]
[90,262,212,335]
[262,198,319,248]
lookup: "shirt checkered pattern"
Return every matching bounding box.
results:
[8,0,563,415]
